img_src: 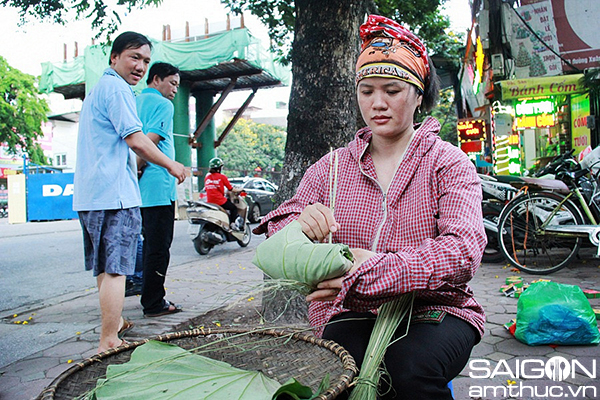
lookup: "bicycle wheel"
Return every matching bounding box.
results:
[497,192,584,274]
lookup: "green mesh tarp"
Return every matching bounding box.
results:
[40,56,85,93]
[39,28,289,95]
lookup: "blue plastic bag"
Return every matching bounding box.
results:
[515,281,600,346]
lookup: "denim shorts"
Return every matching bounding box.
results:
[78,208,141,277]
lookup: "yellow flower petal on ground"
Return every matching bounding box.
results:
[67,359,73,364]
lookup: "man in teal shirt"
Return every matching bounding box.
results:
[136,62,183,317]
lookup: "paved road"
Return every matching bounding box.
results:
[0,218,257,314]
[0,217,264,371]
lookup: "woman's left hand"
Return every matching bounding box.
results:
[306,248,375,302]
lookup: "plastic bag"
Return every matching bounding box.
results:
[515,281,600,346]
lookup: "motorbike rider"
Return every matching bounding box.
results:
[204,157,243,230]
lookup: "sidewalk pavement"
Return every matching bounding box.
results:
[1,224,599,399]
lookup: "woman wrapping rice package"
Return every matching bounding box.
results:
[254,15,486,399]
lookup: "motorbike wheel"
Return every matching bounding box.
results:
[193,227,213,255]
[482,204,506,263]
[497,192,584,274]
[249,203,261,223]
[237,223,252,247]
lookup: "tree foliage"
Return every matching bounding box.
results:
[217,118,286,178]
[1,0,163,41]
[431,88,459,145]
[221,0,454,65]
[0,56,49,165]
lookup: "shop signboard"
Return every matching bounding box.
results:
[514,98,555,116]
[511,0,562,78]
[458,119,487,142]
[494,133,522,176]
[515,114,555,129]
[458,119,488,161]
[514,98,556,129]
[461,141,483,154]
[571,93,591,155]
[524,0,600,71]
[500,74,585,100]
[26,173,77,221]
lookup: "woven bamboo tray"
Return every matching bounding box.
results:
[37,328,357,400]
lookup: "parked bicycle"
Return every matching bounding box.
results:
[480,174,520,263]
[496,148,600,274]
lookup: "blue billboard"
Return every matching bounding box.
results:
[27,173,77,221]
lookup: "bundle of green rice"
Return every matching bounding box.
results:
[251,220,354,293]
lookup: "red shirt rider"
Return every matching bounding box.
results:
[205,172,232,206]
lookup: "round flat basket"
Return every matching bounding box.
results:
[38,328,357,400]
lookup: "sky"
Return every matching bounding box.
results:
[0,0,472,114]
[0,0,472,76]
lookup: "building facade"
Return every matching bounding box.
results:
[459,0,599,175]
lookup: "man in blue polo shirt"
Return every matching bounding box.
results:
[73,32,186,353]
[136,62,183,318]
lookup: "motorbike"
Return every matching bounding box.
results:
[186,191,251,255]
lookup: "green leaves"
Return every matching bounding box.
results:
[218,118,286,176]
[88,340,324,400]
[0,56,49,165]
[272,375,329,400]
[91,340,282,399]
[2,0,163,42]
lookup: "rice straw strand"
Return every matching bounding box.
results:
[348,292,415,399]
[328,149,339,244]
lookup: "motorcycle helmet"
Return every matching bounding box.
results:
[209,157,224,169]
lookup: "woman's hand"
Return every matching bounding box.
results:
[298,203,341,242]
[306,248,376,302]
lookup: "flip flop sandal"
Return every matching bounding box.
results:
[117,318,134,339]
[144,300,183,318]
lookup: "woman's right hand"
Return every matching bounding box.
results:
[298,203,340,242]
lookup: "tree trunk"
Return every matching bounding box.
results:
[263,0,367,326]
[274,0,365,201]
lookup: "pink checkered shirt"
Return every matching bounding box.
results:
[255,117,486,338]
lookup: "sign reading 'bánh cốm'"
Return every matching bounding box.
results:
[500,74,585,100]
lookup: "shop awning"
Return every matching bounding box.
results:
[498,74,586,100]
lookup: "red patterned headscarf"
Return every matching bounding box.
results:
[356,15,430,93]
